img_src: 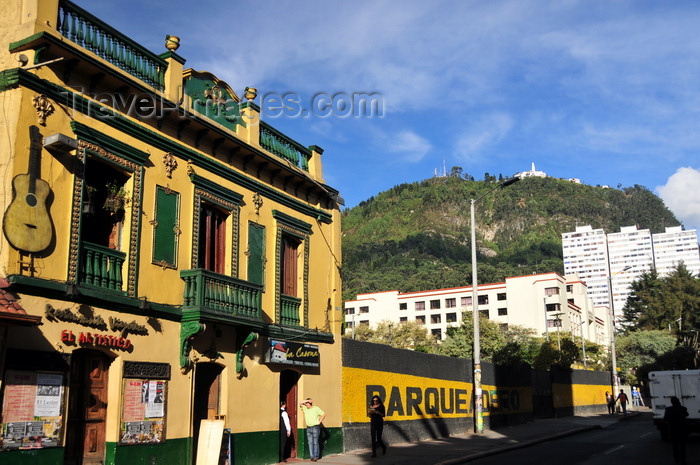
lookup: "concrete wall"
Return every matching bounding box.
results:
[342,339,609,453]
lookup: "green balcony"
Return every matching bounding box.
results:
[57,0,167,90]
[79,241,126,292]
[280,294,301,327]
[180,269,263,324]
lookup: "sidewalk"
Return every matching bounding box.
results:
[302,409,647,465]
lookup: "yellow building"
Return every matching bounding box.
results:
[0,1,343,464]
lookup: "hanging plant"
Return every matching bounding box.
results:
[103,181,130,213]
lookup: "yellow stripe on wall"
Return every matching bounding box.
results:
[343,367,532,424]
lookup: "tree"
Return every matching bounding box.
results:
[437,312,506,359]
[343,321,437,352]
[622,263,700,333]
[615,330,676,385]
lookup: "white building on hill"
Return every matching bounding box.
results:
[344,272,609,347]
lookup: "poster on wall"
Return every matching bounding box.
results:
[0,370,64,450]
[120,379,166,444]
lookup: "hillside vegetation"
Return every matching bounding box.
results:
[341,174,680,301]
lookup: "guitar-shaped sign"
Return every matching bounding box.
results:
[3,125,54,253]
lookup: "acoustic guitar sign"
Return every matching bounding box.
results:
[3,125,54,253]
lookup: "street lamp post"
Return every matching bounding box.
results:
[470,176,519,434]
[607,265,633,396]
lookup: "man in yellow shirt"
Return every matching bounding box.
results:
[300,397,326,461]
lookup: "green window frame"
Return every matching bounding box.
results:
[152,186,180,268]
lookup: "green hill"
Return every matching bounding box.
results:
[341,175,680,301]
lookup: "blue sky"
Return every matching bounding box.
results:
[82,0,700,231]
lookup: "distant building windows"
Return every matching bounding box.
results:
[359,320,369,327]
[446,312,457,323]
[498,308,507,316]
[399,302,408,310]
[415,301,425,311]
[445,298,456,308]
[431,328,442,339]
[345,307,355,315]
[480,310,489,319]
[497,293,507,301]
[546,303,561,312]
[416,315,426,325]
[547,319,562,328]
[566,285,573,293]
[478,295,488,305]
[430,300,441,310]
[461,296,472,306]
[545,287,560,296]
[431,314,441,324]
[399,317,408,324]
[359,306,369,313]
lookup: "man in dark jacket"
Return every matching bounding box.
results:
[664,396,689,465]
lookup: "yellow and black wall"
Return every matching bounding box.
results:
[341,339,609,452]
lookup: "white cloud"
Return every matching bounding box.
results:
[383,130,432,163]
[454,113,513,161]
[657,167,700,231]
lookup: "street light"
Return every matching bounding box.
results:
[470,176,519,434]
[607,265,633,396]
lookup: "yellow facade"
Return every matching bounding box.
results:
[0,1,343,464]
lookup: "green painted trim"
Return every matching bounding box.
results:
[272,210,313,233]
[190,173,244,205]
[106,437,190,465]
[9,31,166,94]
[0,68,20,92]
[71,121,151,165]
[158,50,187,65]
[6,274,181,319]
[5,68,336,224]
[0,446,65,465]
[309,144,324,155]
[296,426,344,460]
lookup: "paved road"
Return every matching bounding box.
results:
[469,412,696,465]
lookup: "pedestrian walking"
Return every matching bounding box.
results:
[605,391,615,414]
[617,389,628,415]
[300,397,326,461]
[664,396,689,465]
[367,395,387,457]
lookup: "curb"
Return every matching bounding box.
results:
[435,425,602,465]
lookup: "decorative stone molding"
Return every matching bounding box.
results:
[163,152,178,178]
[32,94,54,126]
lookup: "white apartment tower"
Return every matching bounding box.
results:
[653,226,700,277]
[562,226,610,307]
[562,225,699,324]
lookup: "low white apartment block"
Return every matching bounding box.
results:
[344,272,608,347]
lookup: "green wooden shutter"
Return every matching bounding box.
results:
[247,223,265,285]
[152,187,179,268]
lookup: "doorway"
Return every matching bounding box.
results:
[64,350,111,465]
[192,363,224,462]
[280,370,300,460]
